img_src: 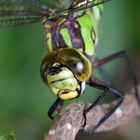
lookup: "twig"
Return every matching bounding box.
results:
[44,87,140,140]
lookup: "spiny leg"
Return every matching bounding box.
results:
[48,97,63,119]
[93,51,139,105]
[94,57,112,84]
[82,76,124,130]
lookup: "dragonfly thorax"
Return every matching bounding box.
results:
[40,48,92,100]
[43,15,84,51]
[43,10,97,60]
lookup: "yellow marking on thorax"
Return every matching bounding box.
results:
[60,28,72,48]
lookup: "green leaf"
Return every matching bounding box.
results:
[0,131,16,140]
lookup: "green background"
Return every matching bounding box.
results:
[0,0,140,140]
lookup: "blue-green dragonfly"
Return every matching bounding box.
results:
[0,0,139,130]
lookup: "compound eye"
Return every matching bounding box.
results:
[40,51,57,83]
[58,48,92,81]
[72,61,84,73]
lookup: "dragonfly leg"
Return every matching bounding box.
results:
[93,51,139,105]
[82,76,124,130]
[48,97,63,119]
[94,57,112,84]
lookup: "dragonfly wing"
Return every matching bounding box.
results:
[0,0,52,27]
[0,0,110,28]
[64,0,110,12]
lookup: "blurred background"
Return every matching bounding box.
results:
[0,0,140,140]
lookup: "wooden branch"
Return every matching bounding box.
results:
[44,87,140,140]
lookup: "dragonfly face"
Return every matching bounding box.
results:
[40,48,92,100]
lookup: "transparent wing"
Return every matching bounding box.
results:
[0,0,53,27]
[65,0,110,12]
[0,0,110,28]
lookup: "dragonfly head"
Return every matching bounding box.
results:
[40,48,92,100]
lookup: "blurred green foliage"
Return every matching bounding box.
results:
[0,0,140,140]
[0,131,16,140]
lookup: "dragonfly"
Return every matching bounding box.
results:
[0,0,139,130]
